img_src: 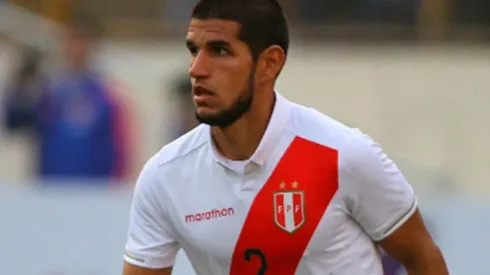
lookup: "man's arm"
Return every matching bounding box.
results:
[379,210,448,275]
[123,262,172,275]
[122,155,180,274]
[343,130,448,274]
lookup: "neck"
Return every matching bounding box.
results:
[211,89,276,161]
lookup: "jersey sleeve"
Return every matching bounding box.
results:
[124,156,180,269]
[342,131,418,242]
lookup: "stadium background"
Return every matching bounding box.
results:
[0,0,489,274]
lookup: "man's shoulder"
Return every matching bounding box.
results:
[155,124,208,167]
[133,125,208,196]
[287,101,378,167]
[288,102,362,150]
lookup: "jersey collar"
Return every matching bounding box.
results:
[208,91,291,171]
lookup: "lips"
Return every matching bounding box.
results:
[193,85,213,96]
[193,85,214,103]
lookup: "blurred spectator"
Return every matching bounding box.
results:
[2,13,133,184]
[3,46,46,134]
[167,73,198,141]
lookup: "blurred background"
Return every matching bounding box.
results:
[0,0,489,274]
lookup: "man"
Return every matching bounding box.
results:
[123,0,448,274]
[4,15,132,182]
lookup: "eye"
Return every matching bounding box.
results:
[188,46,198,56]
[212,46,230,57]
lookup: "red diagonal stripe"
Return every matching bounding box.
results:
[230,137,339,275]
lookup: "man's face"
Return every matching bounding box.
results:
[186,19,255,127]
[65,28,91,69]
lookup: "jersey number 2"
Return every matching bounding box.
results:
[244,248,268,275]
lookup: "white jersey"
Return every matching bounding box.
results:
[124,92,417,275]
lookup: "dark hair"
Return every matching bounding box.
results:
[191,0,289,61]
[67,11,104,38]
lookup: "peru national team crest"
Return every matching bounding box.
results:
[273,182,305,233]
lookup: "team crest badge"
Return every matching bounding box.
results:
[273,181,305,233]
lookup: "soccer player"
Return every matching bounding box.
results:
[122,0,449,274]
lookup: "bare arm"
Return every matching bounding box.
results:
[379,210,449,275]
[123,261,172,275]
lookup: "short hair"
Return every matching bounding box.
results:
[191,0,289,62]
[67,11,104,39]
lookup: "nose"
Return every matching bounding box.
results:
[189,52,211,80]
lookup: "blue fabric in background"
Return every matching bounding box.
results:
[36,71,119,180]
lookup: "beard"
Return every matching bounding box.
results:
[195,68,255,128]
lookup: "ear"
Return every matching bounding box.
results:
[256,45,286,84]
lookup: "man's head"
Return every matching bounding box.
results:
[186,0,289,127]
[64,14,102,70]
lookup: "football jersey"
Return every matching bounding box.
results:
[124,92,417,275]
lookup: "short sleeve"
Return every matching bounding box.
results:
[124,157,180,268]
[343,132,418,242]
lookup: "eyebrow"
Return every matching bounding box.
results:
[206,40,231,48]
[185,39,231,49]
